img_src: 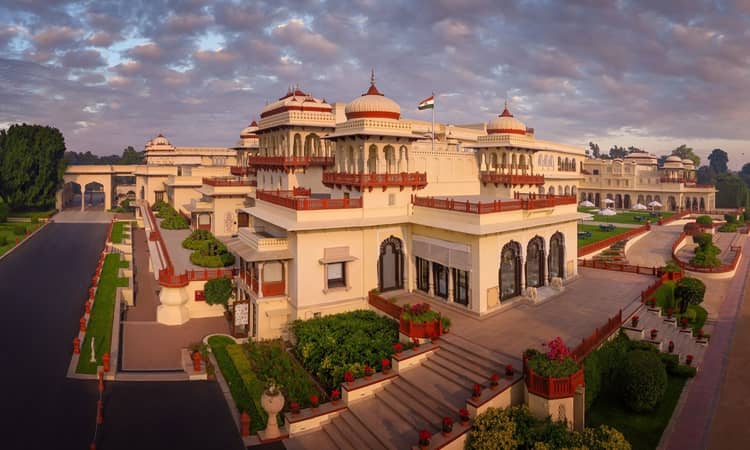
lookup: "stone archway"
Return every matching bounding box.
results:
[499,241,522,301]
[549,232,565,281]
[378,236,404,292]
[525,236,545,288]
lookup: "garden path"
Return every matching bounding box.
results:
[625,223,683,267]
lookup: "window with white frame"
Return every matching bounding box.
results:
[326,262,346,289]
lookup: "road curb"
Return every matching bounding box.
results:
[0,221,50,263]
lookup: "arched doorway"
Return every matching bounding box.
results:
[624,194,631,209]
[378,236,404,292]
[668,196,677,211]
[594,193,601,207]
[499,241,522,301]
[615,194,622,209]
[548,232,565,281]
[685,197,691,210]
[84,182,105,210]
[525,237,545,288]
[700,198,705,211]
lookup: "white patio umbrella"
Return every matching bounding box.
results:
[579,200,595,207]
[648,200,663,208]
[633,203,648,210]
[603,198,615,205]
[600,208,617,216]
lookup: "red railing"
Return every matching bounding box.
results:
[658,211,689,225]
[157,267,236,288]
[412,194,576,215]
[322,172,427,190]
[230,166,256,176]
[577,224,650,257]
[578,259,658,275]
[246,155,333,169]
[480,172,545,186]
[671,232,742,273]
[368,291,403,319]
[256,190,362,210]
[309,156,335,166]
[240,270,285,297]
[571,310,623,361]
[202,177,256,187]
[524,359,585,400]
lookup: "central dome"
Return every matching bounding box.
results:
[345,73,401,120]
[486,104,526,135]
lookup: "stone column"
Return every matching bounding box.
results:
[428,262,434,296]
[378,145,386,174]
[447,268,454,303]
[283,261,288,296]
[258,262,264,298]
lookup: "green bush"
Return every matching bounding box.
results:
[161,214,189,229]
[151,200,169,212]
[661,261,682,273]
[675,277,706,313]
[0,203,9,222]
[467,407,519,450]
[580,425,631,449]
[525,349,580,378]
[13,224,26,235]
[584,351,602,410]
[291,310,399,390]
[692,232,712,247]
[182,229,213,249]
[190,252,235,267]
[744,210,750,222]
[0,235,8,246]
[719,222,739,232]
[669,364,697,378]
[400,303,440,324]
[695,215,713,226]
[724,213,737,224]
[204,277,233,308]
[619,350,668,412]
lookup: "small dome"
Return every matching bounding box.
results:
[666,155,682,162]
[486,104,526,135]
[259,87,332,119]
[345,74,401,120]
[152,134,170,146]
[682,158,695,166]
[240,121,258,139]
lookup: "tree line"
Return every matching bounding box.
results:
[65,146,143,165]
[588,142,749,209]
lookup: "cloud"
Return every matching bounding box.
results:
[60,49,105,68]
[164,14,214,35]
[127,43,163,62]
[88,32,118,47]
[271,19,339,58]
[31,26,82,50]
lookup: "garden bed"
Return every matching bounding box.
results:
[110,221,125,244]
[651,281,708,333]
[76,253,128,374]
[577,224,632,248]
[0,222,36,256]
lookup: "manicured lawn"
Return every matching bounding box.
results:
[579,208,673,224]
[119,260,129,268]
[578,224,632,248]
[0,222,37,256]
[653,281,708,333]
[8,209,57,219]
[587,375,687,450]
[77,253,126,374]
[110,221,125,244]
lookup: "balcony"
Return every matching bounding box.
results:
[238,228,288,252]
[322,172,428,191]
[202,177,257,187]
[412,193,576,214]
[246,155,334,171]
[230,166,256,176]
[480,172,545,186]
[239,270,286,297]
[256,189,363,210]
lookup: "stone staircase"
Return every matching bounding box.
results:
[628,305,707,367]
[284,334,517,450]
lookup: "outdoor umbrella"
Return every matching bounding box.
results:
[579,200,595,207]
[603,198,615,205]
[600,208,617,216]
[648,201,663,208]
[633,203,648,210]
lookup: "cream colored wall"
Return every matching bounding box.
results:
[254,297,290,340]
[170,185,202,213]
[212,196,248,236]
[183,280,226,318]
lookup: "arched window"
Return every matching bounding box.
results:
[499,241,522,301]
[367,145,378,173]
[549,232,564,281]
[526,237,545,288]
[378,236,404,292]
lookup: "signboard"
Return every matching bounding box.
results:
[234,302,249,326]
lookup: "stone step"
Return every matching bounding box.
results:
[327,413,375,450]
[322,418,356,450]
[375,387,440,433]
[338,410,390,450]
[398,366,469,411]
[348,396,417,450]
[387,378,456,422]
[284,429,339,450]
[423,354,487,387]
[440,333,518,366]
[436,339,503,376]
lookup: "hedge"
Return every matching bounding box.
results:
[619,350,668,412]
[226,344,267,432]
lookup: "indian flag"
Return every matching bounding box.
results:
[418,95,434,110]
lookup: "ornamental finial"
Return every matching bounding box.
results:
[371,68,375,85]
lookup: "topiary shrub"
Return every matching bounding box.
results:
[619,350,668,412]
[744,210,750,222]
[675,277,706,314]
[161,214,189,229]
[182,229,213,249]
[695,215,713,226]
[683,222,699,236]
[204,277,233,309]
[692,232,712,247]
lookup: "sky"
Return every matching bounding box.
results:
[1,0,749,169]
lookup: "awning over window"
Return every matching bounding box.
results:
[413,235,472,271]
[319,246,358,264]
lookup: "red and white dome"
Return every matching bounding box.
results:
[240,121,258,139]
[486,105,526,135]
[259,87,332,119]
[345,75,401,120]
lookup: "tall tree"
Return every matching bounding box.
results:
[715,173,750,208]
[741,162,750,177]
[671,144,700,166]
[609,145,628,159]
[588,142,601,158]
[0,124,67,209]
[708,148,729,174]
[697,166,717,185]
[119,146,144,164]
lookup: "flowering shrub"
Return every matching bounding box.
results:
[544,337,571,361]
[490,373,500,386]
[680,317,688,329]
[401,303,440,324]
[442,416,454,433]
[419,429,431,446]
[393,342,403,354]
[310,395,319,407]
[344,371,354,384]
[473,383,482,398]
[330,389,340,401]
[290,402,300,414]
[364,365,374,377]
[412,337,420,348]
[525,339,579,378]
[381,358,391,371]
[505,364,514,376]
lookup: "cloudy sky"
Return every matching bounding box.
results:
[1,0,749,168]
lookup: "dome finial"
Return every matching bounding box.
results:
[364,69,383,96]
[500,98,513,117]
[370,68,375,86]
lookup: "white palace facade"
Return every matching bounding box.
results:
[58,77,715,338]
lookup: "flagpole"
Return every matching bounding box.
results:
[431,91,435,153]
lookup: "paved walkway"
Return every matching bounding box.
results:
[53,209,114,223]
[625,223,683,267]
[126,228,159,321]
[663,237,750,450]
[389,267,653,359]
[156,218,204,273]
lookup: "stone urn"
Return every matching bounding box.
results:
[260,383,285,439]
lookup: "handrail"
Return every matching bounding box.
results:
[322,172,427,190]
[412,194,576,214]
[671,232,742,273]
[256,190,362,210]
[202,177,256,187]
[578,259,658,276]
[577,224,650,257]
[571,309,623,361]
[480,172,545,185]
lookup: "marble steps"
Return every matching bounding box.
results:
[335,410,390,450]
[385,377,457,422]
[348,395,420,450]
[398,365,470,411]
[283,429,338,450]
[440,333,521,367]
[435,338,506,377]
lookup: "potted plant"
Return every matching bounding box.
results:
[393,342,403,356]
[648,298,656,308]
[666,308,673,318]
[490,373,500,388]
[381,358,391,374]
[310,395,319,410]
[686,354,694,366]
[442,416,453,436]
[290,401,300,415]
[418,430,431,450]
[668,341,675,353]
[412,337,420,348]
[344,371,355,386]
[472,383,482,399]
[330,389,340,405]
[505,364,514,377]
[697,328,704,339]
[650,328,658,340]
[631,315,639,327]
[459,408,470,426]
[681,317,688,329]
[364,365,374,379]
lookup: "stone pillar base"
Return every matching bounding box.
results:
[157,305,190,325]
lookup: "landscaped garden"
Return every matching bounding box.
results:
[207,336,321,433]
[77,253,129,374]
[290,310,401,391]
[578,208,673,225]
[584,332,696,450]
[649,278,708,335]
[181,229,235,267]
[110,221,128,244]
[578,224,632,248]
[152,200,189,229]
[0,221,36,256]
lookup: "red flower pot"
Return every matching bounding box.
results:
[650,329,658,340]
[686,355,694,365]
[631,316,639,327]
[668,341,675,353]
